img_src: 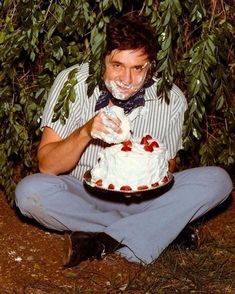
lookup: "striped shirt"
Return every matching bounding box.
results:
[41,63,187,181]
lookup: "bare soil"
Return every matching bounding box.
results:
[0,178,234,294]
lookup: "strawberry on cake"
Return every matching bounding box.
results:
[89,135,169,192]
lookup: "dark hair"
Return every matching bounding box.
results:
[104,13,157,65]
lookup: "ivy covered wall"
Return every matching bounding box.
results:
[0,0,234,201]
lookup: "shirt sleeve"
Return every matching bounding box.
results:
[165,85,188,159]
[40,65,82,139]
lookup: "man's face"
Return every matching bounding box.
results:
[103,49,150,100]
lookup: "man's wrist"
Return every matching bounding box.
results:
[76,125,92,143]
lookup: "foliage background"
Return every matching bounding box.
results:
[0,0,234,201]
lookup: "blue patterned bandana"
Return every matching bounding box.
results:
[95,78,155,114]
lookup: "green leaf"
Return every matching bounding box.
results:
[53,101,64,113]
[98,19,104,29]
[172,0,182,16]
[156,58,168,72]
[30,51,35,61]
[190,52,203,65]
[205,51,217,65]
[161,30,172,51]
[188,78,201,96]
[100,0,111,11]
[157,49,168,60]
[145,6,152,16]
[206,37,215,55]
[189,98,197,115]
[145,0,153,6]
[162,9,171,26]
[199,69,209,86]
[112,0,122,12]
[192,127,201,140]
[69,87,76,102]
[0,31,6,44]
[91,28,106,54]
[216,95,225,110]
[52,111,61,123]
[64,98,70,118]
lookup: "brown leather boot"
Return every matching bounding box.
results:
[174,225,202,249]
[63,231,124,268]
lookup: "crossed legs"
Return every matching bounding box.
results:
[15,166,233,264]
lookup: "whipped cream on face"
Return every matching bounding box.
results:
[90,136,169,191]
[105,80,136,100]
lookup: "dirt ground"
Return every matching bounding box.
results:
[0,177,234,293]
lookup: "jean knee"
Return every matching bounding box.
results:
[210,166,232,190]
[15,174,44,214]
[206,166,233,204]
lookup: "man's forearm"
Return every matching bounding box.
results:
[38,127,91,175]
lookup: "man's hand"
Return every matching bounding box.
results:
[89,110,122,141]
[168,158,176,173]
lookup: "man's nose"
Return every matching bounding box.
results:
[121,68,132,85]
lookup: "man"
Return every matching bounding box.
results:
[15,14,233,267]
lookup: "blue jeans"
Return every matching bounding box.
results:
[15,166,233,264]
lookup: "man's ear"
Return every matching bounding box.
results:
[145,61,156,82]
[150,60,157,75]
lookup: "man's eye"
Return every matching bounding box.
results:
[134,66,144,72]
[113,64,121,68]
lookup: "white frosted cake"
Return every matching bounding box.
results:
[90,135,169,192]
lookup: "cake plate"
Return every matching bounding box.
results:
[83,170,174,202]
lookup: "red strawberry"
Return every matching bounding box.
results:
[95,179,103,186]
[145,134,152,140]
[108,183,115,190]
[137,185,148,190]
[141,135,153,145]
[122,140,132,147]
[140,137,148,145]
[149,141,159,148]
[120,185,132,191]
[151,182,159,188]
[121,146,132,151]
[144,145,154,152]
[162,176,169,183]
